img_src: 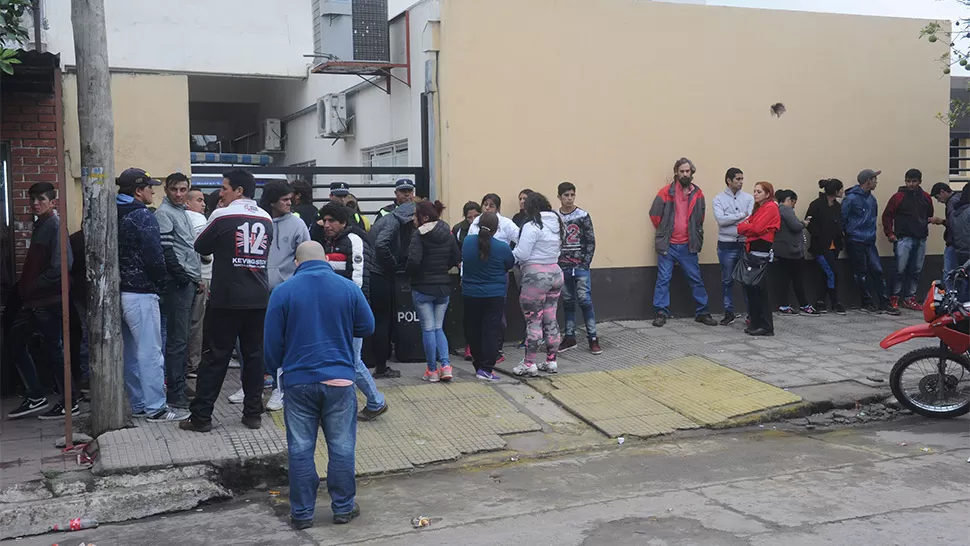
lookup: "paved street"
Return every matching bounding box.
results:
[17,416,969,545]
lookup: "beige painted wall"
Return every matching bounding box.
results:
[437,0,951,268]
[61,73,191,231]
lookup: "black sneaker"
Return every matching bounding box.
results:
[292,518,313,530]
[861,303,880,314]
[179,419,212,433]
[695,314,717,326]
[242,415,262,429]
[558,336,578,353]
[833,304,847,315]
[881,304,901,316]
[333,503,360,525]
[719,312,737,326]
[652,313,668,328]
[815,301,829,314]
[38,401,80,420]
[357,403,389,422]
[373,367,401,379]
[8,397,49,419]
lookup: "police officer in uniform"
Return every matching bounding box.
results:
[377,179,415,219]
[330,181,368,231]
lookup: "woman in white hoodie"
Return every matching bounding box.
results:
[467,193,520,245]
[511,192,565,376]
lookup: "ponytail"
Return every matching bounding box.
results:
[477,212,499,261]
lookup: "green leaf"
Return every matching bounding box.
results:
[0,63,14,76]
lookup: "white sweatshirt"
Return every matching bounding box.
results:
[513,211,562,267]
[468,212,520,245]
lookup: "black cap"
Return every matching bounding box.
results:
[930,182,952,197]
[117,168,160,189]
[394,178,415,191]
[329,181,350,197]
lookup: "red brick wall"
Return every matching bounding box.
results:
[1,93,61,274]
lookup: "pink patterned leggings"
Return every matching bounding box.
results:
[518,263,564,365]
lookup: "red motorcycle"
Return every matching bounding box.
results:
[880,266,970,418]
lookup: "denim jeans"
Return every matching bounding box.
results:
[892,237,927,299]
[121,292,167,414]
[353,337,384,411]
[10,303,74,403]
[845,240,888,307]
[283,382,357,522]
[161,282,197,402]
[412,290,450,371]
[654,243,710,316]
[716,241,747,314]
[561,268,597,339]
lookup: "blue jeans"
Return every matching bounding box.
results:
[412,290,450,371]
[716,241,747,314]
[283,383,357,522]
[353,337,384,411]
[561,268,597,339]
[121,292,167,414]
[654,243,710,316]
[845,240,889,307]
[161,282,196,401]
[892,237,927,299]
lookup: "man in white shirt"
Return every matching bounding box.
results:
[185,186,211,379]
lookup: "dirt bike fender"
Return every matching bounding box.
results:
[880,324,937,349]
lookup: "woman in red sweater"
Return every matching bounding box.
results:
[737,182,781,336]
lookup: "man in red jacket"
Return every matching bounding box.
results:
[881,168,934,311]
[8,183,76,420]
[648,158,717,328]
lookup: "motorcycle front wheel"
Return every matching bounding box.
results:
[889,347,970,418]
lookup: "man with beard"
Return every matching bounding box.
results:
[649,157,717,328]
[314,203,389,421]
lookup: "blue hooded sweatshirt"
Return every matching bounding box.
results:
[841,185,878,244]
[263,259,375,388]
[117,194,167,294]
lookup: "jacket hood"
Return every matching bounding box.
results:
[539,211,562,234]
[339,223,369,241]
[847,185,869,197]
[116,193,146,214]
[418,220,452,243]
[272,212,295,225]
[391,202,416,225]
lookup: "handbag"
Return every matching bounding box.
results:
[732,252,769,287]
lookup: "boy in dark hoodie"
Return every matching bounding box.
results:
[881,168,934,311]
[7,183,76,420]
[841,169,900,315]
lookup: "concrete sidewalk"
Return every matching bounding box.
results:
[3,309,922,486]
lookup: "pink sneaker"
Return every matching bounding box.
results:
[422,369,440,383]
[439,365,453,382]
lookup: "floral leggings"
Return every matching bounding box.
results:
[519,263,564,366]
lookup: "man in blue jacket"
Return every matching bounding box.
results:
[264,241,375,530]
[841,169,900,315]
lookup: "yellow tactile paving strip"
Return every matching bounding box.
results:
[548,356,801,438]
[270,382,541,477]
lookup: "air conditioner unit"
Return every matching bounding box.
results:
[317,93,349,137]
[261,118,282,151]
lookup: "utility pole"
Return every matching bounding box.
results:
[71,0,124,435]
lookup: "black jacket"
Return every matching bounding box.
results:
[882,186,933,240]
[406,220,460,293]
[806,193,843,255]
[317,224,375,300]
[451,219,472,250]
[292,202,318,229]
[370,202,416,278]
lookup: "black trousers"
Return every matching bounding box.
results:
[744,263,774,334]
[463,296,504,373]
[190,306,265,425]
[367,274,393,373]
[773,257,810,308]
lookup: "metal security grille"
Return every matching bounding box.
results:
[352,0,389,62]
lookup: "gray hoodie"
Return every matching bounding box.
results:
[773,205,806,260]
[267,213,311,289]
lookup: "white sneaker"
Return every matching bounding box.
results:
[228,388,245,404]
[538,360,558,373]
[512,361,539,377]
[266,388,283,411]
[228,358,241,369]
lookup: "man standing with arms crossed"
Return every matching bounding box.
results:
[842,169,900,315]
[155,173,203,409]
[712,167,754,326]
[181,169,274,432]
[650,158,718,328]
[265,241,374,529]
